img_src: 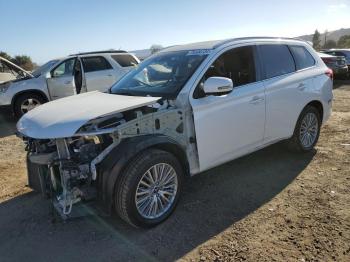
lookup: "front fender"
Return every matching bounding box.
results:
[97,135,186,213]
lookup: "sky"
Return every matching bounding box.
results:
[1,0,350,64]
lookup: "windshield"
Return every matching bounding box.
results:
[32,59,59,77]
[110,50,208,97]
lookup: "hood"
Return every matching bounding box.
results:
[0,57,33,83]
[17,91,160,139]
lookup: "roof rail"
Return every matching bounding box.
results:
[213,36,306,48]
[69,50,127,56]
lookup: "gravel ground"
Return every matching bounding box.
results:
[0,81,349,262]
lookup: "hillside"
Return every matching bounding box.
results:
[299,28,350,44]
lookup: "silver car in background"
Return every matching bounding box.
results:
[0,51,139,117]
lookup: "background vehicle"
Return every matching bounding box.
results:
[0,51,139,117]
[318,52,348,79]
[321,49,350,78]
[18,37,333,228]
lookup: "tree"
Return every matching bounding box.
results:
[337,35,350,48]
[323,30,328,47]
[150,44,163,54]
[312,30,321,50]
[0,51,13,61]
[324,39,337,49]
[11,55,34,71]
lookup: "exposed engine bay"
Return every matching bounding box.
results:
[23,99,190,218]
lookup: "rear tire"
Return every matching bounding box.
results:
[14,93,46,118]
[114,149,183,228]
[287,106,321,152]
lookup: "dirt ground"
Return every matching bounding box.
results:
[0,81,349,262]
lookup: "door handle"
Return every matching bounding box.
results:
[249,96,264,105]
[64,80,72,85]
[107,74,113,77]
[298,83,306,91]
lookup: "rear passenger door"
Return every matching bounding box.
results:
[259,44,316,142]
[81,56,115,92]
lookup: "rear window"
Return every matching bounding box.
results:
[335,51,350,58]
[111,54,138,67]
[289,45,315,70]
[259,45,295,79]
[82,56,112,73]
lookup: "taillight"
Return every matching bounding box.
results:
[325,68,333,80]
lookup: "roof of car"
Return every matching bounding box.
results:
[69,50,127,56]
[328,48,350,51]
[160,37,307,52]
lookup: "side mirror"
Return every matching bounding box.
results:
[203,77,233,95]
[45,72,52,79]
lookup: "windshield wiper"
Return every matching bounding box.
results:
[136,79,152,87]
[113,91,136,96]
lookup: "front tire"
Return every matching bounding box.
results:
[114,149,183,228]
[14,93,46,118]
[287,106,321,152]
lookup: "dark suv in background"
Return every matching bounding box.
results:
[321,49,350,78]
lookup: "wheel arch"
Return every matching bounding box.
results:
[11,89,49,111]
[304,100,324,124]
[97,135,189,214]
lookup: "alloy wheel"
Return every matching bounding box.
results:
[299,112,319,148]
[135,163,178,219]
[20,98,41,113]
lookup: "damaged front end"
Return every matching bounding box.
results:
[26,136,105,217]
[20,96,188,219]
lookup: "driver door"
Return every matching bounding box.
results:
[47,58,77,100]
[190,45,266,172]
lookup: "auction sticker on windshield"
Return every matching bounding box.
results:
[186,49,212,56]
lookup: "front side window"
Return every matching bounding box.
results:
[206,46,256,86]
[289,45,315,70]
[112,54,138,67]
[259,45,295,79]
[82,56,112,73]
[51,58,75,78]
[193,46,257,98]
[111,50,208,97]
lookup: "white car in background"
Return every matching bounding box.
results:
[0,51,139,117]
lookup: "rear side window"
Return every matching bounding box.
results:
[82,56,112,73]
[111,54,138,67]
[289,46,315,70]
[259,45,295,79]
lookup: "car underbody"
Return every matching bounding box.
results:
[23,100,196,218]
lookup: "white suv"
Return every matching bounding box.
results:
[17,37,333,228]
[0,51,139,117]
